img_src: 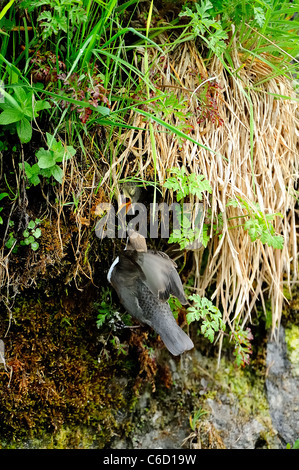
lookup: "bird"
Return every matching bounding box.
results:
[107,230,194,356]
[118,181,143,215]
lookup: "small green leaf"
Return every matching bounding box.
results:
[46,132,56,148]
[34,100,51,115]
[0,108,23,125]
[65,145,76,159]
[0,192,9,201]
[16,117,32,143]
[27,220,36,229]
[51,165,63,184]
[23,229,30,237]
[5,235,16,249]
[31,241,39,251]
[33,228,42,238]
[14,87,28,104]
[36,148,56,168]
[30,174,41,186]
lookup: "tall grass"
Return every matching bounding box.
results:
[101,0,299,346]
[0,0,298,355]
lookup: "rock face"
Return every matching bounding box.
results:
[206,395,267,449]
[110,326,299,450]
[265,326,299,448]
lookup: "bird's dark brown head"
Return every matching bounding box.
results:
[126,230,147,252]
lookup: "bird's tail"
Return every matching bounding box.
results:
[158,322,194,356]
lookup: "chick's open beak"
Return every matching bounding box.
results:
[117,199,132,215]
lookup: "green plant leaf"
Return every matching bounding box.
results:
[36,148,56,168]
[51,165,64,184]
[5,233,16,249]
[14,87,28,105]
[0,192,9,201]
[46,132,56,149]
[31,241,39,251]
[16,117,32,143]
[65,145,76,159]
[34,100,51,114]
[24,235,35,244]
[27,220,36,229]
[22,162,41,186]
[32,228,42,238]
[0,108,23,125]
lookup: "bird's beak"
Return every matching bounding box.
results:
[117,200,132,215]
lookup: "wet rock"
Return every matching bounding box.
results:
[265,325,299,448]
[206,394,267,449]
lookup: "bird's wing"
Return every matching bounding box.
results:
[110,252,145,296]
[137,251,188,305]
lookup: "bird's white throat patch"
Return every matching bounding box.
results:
[107,256,119,282]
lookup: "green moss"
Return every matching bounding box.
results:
[285,324,299,376]
[214,359,269,417]
[0,287,140,448]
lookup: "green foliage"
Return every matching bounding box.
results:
[0,86,50,143]
[20,219,42,251]
[22,133,76,185]
[110,336,128,356]
[5,218,42,252]
[189,407,209,431]
[179,0,228,57]
[186,294,254,367]
[20,0,87,40]
[168,296,182,320]
[164,165,212,202]
[286,438,299,450]
[227,196,284,249]
[168,206,206,250]
[96,287,115,329]
[0,192,8,224]
[253,7,266,27]
[4,229,17,251]
[164,166,211,249]
[230,326,254,368]
[186,294,225,343]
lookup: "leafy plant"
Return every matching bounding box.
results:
[186,294,225,343]
[164,165,212,202]
[168,296,183,320]
[110,336,128,356]
[20,219,42,251]
[230,325,254,368]
[227,196,284,249]
[22,133,76,185]
[0,86,50,143]
[20,0,87,40]
[164,166,211,249]
[57,66,111,124]
[179,0,228,58]
[0,192,8,224]
[5,218,42,252]
[189,408,209,431]
[96,287,115,329]
[168,205,207,250]
[4,221,17,252]
[286,438,299,450]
